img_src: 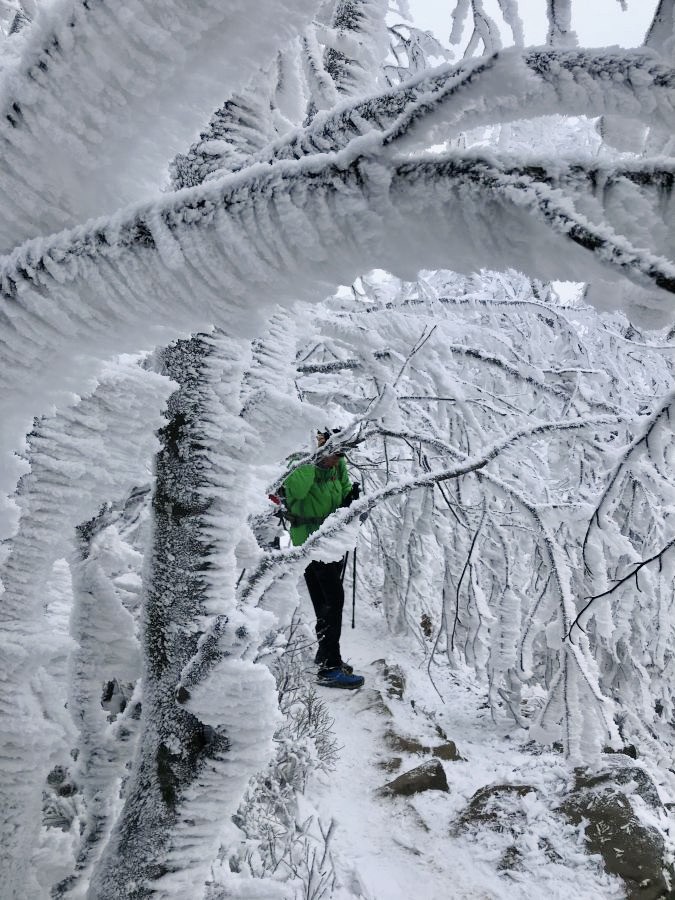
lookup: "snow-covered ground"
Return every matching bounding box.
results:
[302,587,668,899]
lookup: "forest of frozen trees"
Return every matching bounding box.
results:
[1,0,675,897]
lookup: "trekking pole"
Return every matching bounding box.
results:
[340,551,349,584]
[351,547,357,628]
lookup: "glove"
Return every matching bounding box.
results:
[350,482,361,502]
[342,482,360,507]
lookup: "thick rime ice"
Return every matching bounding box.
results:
[0,0,320,250]
[86,335,288,899]
[276,270,674,768]
[56,489,149,898]
[0,358,171,899]
[175,48,675,180]
[2,0,675,896]
[2,40,675,510]
[3,142,675,516]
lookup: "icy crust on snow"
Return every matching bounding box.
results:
[0,0,320,251]
[0,357,172,899]
[2,140,675,529]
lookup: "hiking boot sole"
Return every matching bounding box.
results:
[317,676,365,690]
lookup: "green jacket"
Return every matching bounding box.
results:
[283,458,352,546]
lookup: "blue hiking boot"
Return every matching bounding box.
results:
[314,654,354,675]
[317,667,365,689]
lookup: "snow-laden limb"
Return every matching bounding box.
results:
[214,47,675,175]
[239,414,619,605]
[393,152,675,292]
[0,359,171,899]
[496,0,524,47]
[176,21,492,188]
[573,533,675,637]
[171,66,286,191]
[384,22,453,87]
[171,44,675,192]
[467,0,503,56]
[507,158,675,269]
[302,23,339,117]
[449,0,471,47]
[5,143,675,504]
[172,0,386,192]
[322,0,389,98]
[581,389,675,566]
[546,0,577,49]
[0,0,320,250]
[438,343,617,413]
[645,0,675,58]
[449,0,502,56]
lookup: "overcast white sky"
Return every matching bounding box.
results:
[409,0,658,49]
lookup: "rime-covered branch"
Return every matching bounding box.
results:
[581,390,675,565]
[546,0,577,49]
[645,0,675,55]
[4,144,674,505]
[240,414,619,604]
[0,0,319,250]
[203,48,675,179]
[571,534,675,640]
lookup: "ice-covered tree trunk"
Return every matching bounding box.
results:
[90,337,229,898]
[90,334,280,899]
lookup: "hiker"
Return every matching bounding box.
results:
[283,431,365,689]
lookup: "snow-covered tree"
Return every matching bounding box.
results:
[1,0,675,896]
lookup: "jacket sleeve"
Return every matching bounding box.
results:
[284,464,316,502]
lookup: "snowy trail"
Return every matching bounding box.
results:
[307,646,461,899]
[300,588,626,900]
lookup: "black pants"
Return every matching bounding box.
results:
[304,559,345,671]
